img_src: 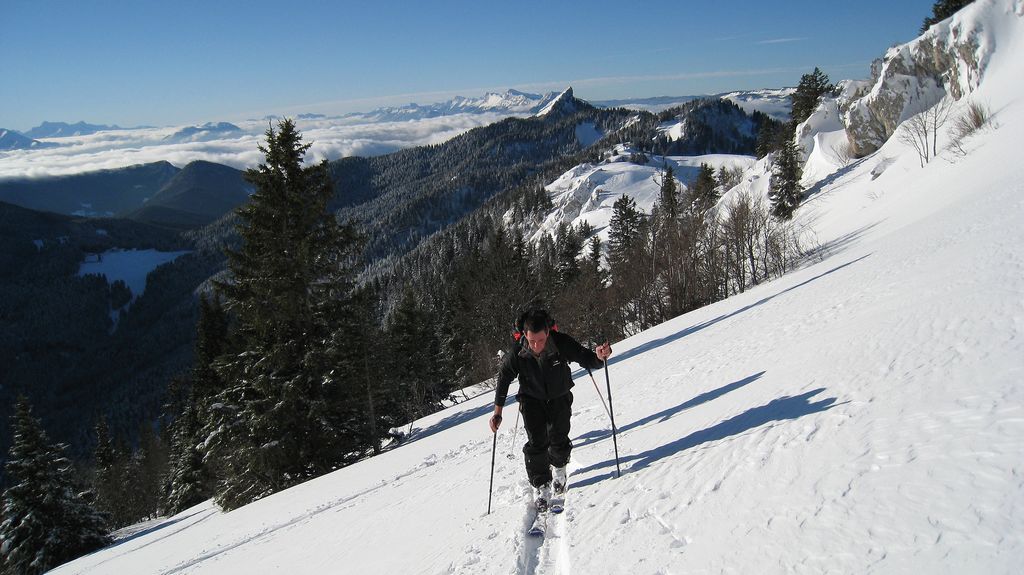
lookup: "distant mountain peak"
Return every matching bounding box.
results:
[0,129,57,150]
[343,89,566,123]
[535,87,579,117]
[164,122,244,143]
[23,121,123,139]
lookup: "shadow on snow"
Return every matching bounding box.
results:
[406,395,519,445]
[571,387,840,489]
[572,372,765,449]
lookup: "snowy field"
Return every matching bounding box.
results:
[53,3,1023,573]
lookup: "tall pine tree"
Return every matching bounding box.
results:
[1,397,110,575]
[206,119,363,510]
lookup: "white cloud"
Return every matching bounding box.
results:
[756,37,808,45]
[0,113,513,179]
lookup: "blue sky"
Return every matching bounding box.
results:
[1,0,934,131]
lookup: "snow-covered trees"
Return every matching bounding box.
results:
[1,397,110,575]
[161,294,227,514]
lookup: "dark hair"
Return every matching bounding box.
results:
[520,308,553,333]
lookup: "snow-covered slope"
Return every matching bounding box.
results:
[52,3,1024,572]
[526,147,757,246]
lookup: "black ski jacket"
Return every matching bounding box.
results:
[494,330,604,406]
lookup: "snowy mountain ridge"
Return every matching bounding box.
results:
[343,89,563,122]
[0,128,54,151]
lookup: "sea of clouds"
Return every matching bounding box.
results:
[0,112,516,179]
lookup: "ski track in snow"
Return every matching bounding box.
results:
[158,439,489,574]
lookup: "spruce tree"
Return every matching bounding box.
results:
[689,163,720,213]
[608,195,658,333]
[161,294,227,513]
[769,137,804,220]
[658,165,680,220]
[206,119,363,510]
[347,286,388,455]
[91,417,125,526]
[192,294,229,403]
[163,402,207,514]
[565,236,611,344]
[756,115,787,158]
[608,195,643,271]
[1,397,110,575]
[386,289,441,436]
[790,67,835,126]
[554,221,583,289]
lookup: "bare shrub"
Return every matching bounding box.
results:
[719,192,800,295]
[948,101,993,156]
[898,96,953,168]
[829,138,854,167]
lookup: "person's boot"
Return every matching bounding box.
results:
[552,466,568,494]
[533,482,552,512]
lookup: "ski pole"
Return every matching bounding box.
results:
[586,367,621,478]
[602,338,622,479]
[586,369,612,422]
[506,406,521,460]
[487,428,498,515]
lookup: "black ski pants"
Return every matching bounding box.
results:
[519,392,573,488]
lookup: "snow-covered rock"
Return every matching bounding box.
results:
[794,96,852,184]
[839,0,1022,156]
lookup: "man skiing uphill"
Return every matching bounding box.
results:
[489,308,612,509]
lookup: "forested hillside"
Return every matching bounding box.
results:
[0,201,218,475]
